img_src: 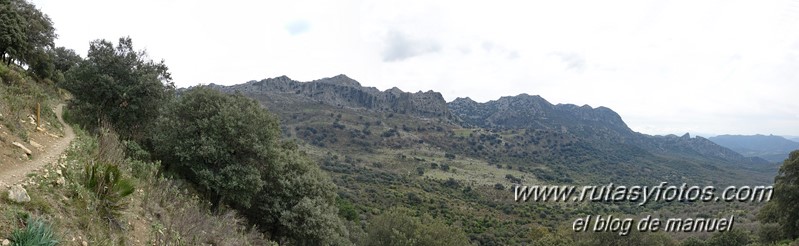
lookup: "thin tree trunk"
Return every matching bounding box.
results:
[210,192,222,212]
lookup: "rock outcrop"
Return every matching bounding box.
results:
[209,74,451,119]
[447,93,767,166]
[448,93,632,134]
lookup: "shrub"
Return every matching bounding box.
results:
[10,217,59,246]
[381,128,398,138]
[680,237,706,246]
[407,192,423,205]
[365,208,472,246]
[706,229,750,246]
[505,174,521,184]
[758,223,785,244]
[337,198,359,222]
[123,140,151,161]
[443,178,460,188]
[128,158,160,180]
[0,64,25,85]
[82,161,135,227]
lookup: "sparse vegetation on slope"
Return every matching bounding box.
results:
[1,121,271,245]
[5,0,799,245]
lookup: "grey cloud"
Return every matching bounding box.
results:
[457,45,472,55]
[481,41,519,60]
[481,41,495,52]
[552,52,586,72]
[382,30,441,62]
[285,20,310,35]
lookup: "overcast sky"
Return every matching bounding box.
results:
[31,0,799,136]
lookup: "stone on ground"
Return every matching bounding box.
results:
[12,142,32,155]
[8,184,31,203]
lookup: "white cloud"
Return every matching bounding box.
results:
[31,0,799,136]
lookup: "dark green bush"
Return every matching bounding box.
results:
[153,87,350,244]
[680,237,706,246]
[706,229,750,246]
[337,198,359,222]
[123,140,151,161]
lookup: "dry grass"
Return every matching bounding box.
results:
[1,124,274,245]
[141,176,270,246]
[97,121,126,167]
[0,63,62,138]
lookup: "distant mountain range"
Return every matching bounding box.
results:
[203,74,774,185]
[447,94,767,165]
[193,74,782,244]
[709,135,799,163]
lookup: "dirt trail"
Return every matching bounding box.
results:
[0,104,74,190]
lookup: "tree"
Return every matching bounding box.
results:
[244,141,350,245]
[14,0,55,63]
[152,87,276,209]
[17,0,56,80]
[45,47,81,83]
[153,87,350,245]
[757,223,785,245]
[62,37,173,140]
[51,46,81,72]
[0,0,56,73]
[27,47,54,80]
[0,0,25,65]
[759,150,799,239]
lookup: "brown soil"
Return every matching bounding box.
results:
[0,104,74,190]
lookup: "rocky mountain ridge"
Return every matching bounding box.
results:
[208,74,769,167]
[445,93,768,166]
[208,74,450,119]
[448,94,632,136]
